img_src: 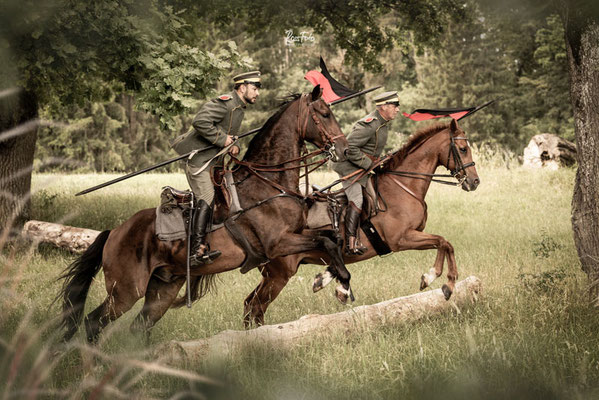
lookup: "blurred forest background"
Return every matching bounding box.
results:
[27,1,572,173]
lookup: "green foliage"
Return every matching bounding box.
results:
[196,0,469,71]
[532,231,564,258]
[396,7,572,151]
[1,0,247,127]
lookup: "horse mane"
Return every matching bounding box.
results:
[243,94,302,160]
[382,122,450,171]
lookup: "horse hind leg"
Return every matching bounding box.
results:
[243,258,296,329]
[130,274,186,340]
[84,283,144,343]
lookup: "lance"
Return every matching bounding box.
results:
[329,85,382,106]
[75,126,262,196]
[75,86,381,196]
[457,98,498,121]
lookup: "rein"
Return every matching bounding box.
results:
[384,132,475,187]
[224,94,342,214]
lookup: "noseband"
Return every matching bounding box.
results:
[446,132,476,183]
[298,94,345,153]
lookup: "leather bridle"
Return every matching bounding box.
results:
[298,94,345,162]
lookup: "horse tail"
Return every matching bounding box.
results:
[56,230,111,341]
[170,274,217,309]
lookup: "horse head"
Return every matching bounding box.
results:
[442,119,480,191]
[299,85,348,162]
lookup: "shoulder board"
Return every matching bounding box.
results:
[362,116,375,123]
[217,95,232,101]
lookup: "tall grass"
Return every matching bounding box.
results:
[2,155,597,399]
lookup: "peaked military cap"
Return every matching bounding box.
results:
[233,70,261,87]
[373,91,400,106]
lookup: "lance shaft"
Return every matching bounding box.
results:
[75,86,381,196]
[329,85,382,106]
[75,126,261,196]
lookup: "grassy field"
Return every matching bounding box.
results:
[2,158,598,399]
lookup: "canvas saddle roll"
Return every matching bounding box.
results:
[156,186,192,241]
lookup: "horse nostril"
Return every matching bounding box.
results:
[344,149,349,157]
[473,178,480,185]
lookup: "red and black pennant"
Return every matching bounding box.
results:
[305,57,357,103]
[403,99,496,121]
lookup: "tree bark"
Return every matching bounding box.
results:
[0,88,38,235]
[562,1,599,303]
[22,220,100,253]
[156,276,482,365]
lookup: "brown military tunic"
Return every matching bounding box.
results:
[332,109,389,187]
[172,90,246,202]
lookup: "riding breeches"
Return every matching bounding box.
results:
[185,162,214,204]
[341,180,363,210]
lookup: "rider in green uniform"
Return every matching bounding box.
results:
[332,91,401,255]
[172,71,261,264]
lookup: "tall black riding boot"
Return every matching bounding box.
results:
[189,200,221,265]
[344,202,367,255]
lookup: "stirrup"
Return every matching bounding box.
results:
[344,237,366,256]
[344,246,366,256]
[190,249,222,266]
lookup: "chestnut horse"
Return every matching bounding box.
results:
[58,86,351,342]
[243,119,480,327]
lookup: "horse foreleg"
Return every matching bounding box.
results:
[130,274,186,339]
[266,232,353,304]
[243,258,298,329]
[397,230,457,300]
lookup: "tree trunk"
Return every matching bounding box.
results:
[0,88,38,235]
[156,276,482,365]
[562,1,599,303]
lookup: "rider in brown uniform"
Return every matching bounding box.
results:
[172,71,261,264]
[332,90,401,255]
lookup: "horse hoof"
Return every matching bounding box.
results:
[420,275,429,291]
[441,284,452,300]
[335,284,352,305]
[313,273,324,292]
[313,271,333,293]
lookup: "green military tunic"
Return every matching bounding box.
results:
[332,109,389,186]
[172,90,246,202]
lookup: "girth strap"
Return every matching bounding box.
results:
[224,219,269,274]
[360,218,391,256]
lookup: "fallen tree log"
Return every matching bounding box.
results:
[157,276,482,365]
[22,220,100,253]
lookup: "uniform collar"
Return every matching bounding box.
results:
[232,90,247,109]
[374,109,388,125]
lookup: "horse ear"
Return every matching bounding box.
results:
[450,118,458,133]
[311,85,322,102]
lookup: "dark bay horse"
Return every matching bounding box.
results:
[58,86,350,342]
[243,119,480,327]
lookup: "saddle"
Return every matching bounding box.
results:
[306,176,380,229]
[306,175,391,256]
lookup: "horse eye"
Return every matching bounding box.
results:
[460,147,468,154]
[322,113,330,118]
